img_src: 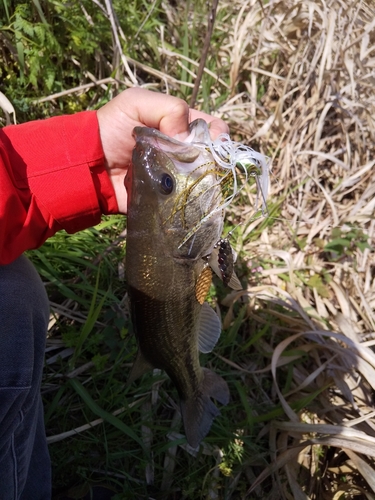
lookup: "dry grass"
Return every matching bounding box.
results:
[121,0,374,497]
[209,0,375,497]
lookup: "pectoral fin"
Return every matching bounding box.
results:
[198,302,222,353]
[128,350,154,384]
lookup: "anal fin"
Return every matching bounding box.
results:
[128,350,154,385]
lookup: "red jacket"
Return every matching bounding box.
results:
[0,111,118,265]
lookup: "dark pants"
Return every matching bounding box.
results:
[0,255,51,499]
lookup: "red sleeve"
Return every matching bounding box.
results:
[0,111,119,265]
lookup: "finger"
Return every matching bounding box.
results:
[121,88,229,140]
[125,88,191,137]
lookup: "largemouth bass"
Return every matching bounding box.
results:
[125,119,240,448]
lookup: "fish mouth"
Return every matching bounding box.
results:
[133,126,201,164]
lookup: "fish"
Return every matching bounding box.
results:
[125,119,242,448]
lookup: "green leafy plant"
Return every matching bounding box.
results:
[323,225,371,262]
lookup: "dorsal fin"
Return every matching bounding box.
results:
[198,302,222,353]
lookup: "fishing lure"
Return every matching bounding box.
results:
[207,237,242,291]
[177,130,271,249]
[209,133,270,215]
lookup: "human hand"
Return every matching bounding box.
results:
[96,88,229,213]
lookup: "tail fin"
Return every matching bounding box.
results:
[180,368,230,448]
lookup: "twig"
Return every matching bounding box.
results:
[134,0,159,40]
[159,47,230,88]
[90,0,108,17]
[33,77,121,104]
[46,405,135,444]
[190,0,220,108]
[103,0,138,85]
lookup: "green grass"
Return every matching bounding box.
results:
[32,224,276,497]
[27,217,281,497]
[30,218,316,498]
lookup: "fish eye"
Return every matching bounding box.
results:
[160,173,174,194]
